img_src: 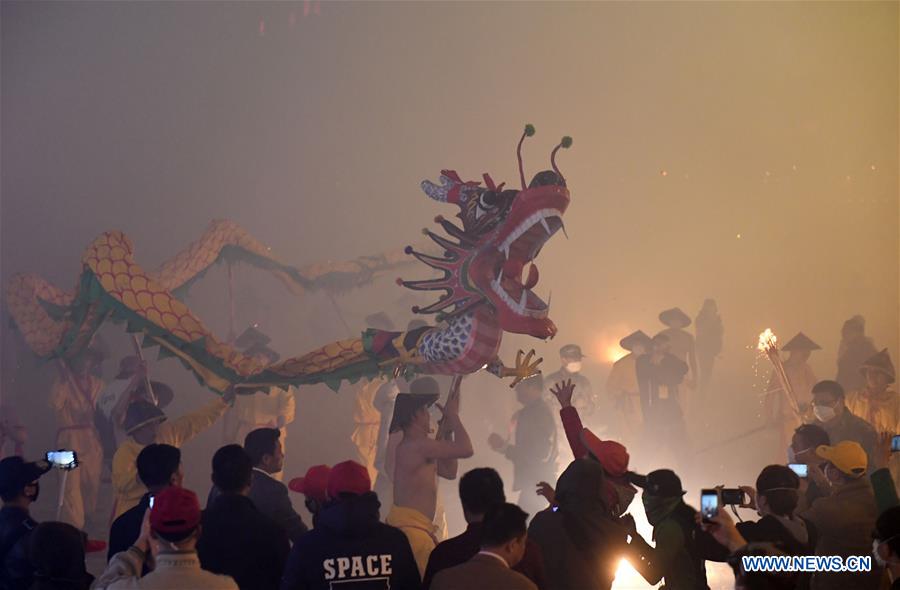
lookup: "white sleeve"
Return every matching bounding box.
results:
[96,380,131,418]
[93,548,144,589]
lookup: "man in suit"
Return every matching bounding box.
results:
[244,428,307,541]
[197,445,290,590]
[431,503,536,590]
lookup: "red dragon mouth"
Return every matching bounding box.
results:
[470,183,569,339]
[490,208,563,319]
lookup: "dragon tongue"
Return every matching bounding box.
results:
[524,263,539,290]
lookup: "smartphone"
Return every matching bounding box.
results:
[46,450,78,470]
[700,489,718,521]
[788,463,809,478]
[720,488,746,506]
[891,435,900,453]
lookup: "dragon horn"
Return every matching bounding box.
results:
[517,124,536,190]
[421,177,450,202]
[550,135,573,182]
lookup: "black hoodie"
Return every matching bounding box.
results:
[280,492,421,590]
[527,459,628,590]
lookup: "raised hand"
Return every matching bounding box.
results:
[550,379,575,408]
[536,481,556,506]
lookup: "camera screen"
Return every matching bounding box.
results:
[788,463,808,477]
[700,490,718,518]
[892,436,900,453]
[46,450,77,469]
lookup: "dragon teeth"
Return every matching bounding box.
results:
[540,218,551,234]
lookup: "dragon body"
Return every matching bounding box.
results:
[5,127,571,392]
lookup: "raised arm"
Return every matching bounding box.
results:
[550,379,588,459]
[624,520,684,585]
[436,376,463,479]
[422,413,473,463]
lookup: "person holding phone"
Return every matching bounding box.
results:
[622,469,728,589]
[720,466,816,589]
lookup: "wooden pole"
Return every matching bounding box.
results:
[130,335,157,406]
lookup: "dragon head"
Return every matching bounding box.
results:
[400,125,571,340]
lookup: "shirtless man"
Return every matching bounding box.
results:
[385,376,473,576]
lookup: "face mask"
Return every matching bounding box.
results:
[813,404,836,422]
[873,535,898,567]
[566,361,582,373]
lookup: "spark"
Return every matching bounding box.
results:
[660,170,668,177]
[736,233,742,239]
[758,328,777,352]
[870,164,877,171]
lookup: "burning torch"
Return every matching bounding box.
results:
[757,329,801,419]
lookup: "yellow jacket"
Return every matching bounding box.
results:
[112,398,228,518]
[231,387,296,428]
[605,353,639,396]
[846,388,900,435]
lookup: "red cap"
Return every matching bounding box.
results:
[289,464,332,503]
[327,460,371,498]
[85,539,107,554]
[149,486,201,535]
[581,429,629,477]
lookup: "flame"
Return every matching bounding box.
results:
[757,328,777,352]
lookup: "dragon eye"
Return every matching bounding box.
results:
[478,192,498,209]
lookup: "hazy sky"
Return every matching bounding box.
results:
[3,2,896,368]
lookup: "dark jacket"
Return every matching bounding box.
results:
[527,459,627,590]
[280,492,421,590]
[736,514,817,590]
[800,477,883,590]
[422,522,546,590]
[197,493,290,590]
[249,469,308,542]
[505,399,556,492]
[737,514,816,556]
[816,411,878,475]
[0,506,37,590]
[107,493,150,563]
[636,353,689,411]
[430,554,537,590]
[628,501,728,590]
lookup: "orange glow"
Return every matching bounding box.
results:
[590,323,633,364]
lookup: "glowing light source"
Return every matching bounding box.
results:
[660,170,668,177]
[591,324,632,364]
[757,328,777,352]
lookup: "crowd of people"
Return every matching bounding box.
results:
[1,310,899,590]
